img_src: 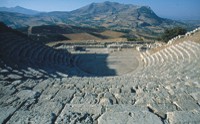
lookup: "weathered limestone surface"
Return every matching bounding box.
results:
[98,111,163,124]
[0,106,16,124]
[55,104,102,124]
[167,111,200,124]
[7,102,63,124]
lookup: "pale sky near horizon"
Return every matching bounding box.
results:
[0,0,200,20]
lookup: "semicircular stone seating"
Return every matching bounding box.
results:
[0,23,200,124]
[0,28,71,70]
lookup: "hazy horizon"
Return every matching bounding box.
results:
[0,0,200,20]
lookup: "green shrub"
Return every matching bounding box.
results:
[161,27,187,43]
[127,38,137,41]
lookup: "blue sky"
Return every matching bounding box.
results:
[0,0,200,20]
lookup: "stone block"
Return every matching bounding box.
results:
[98,111,162,124]
[167,111,200,124]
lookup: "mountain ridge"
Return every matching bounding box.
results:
[0,6,40,15]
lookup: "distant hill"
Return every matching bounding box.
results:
[71,1,163,27]
[0,11,58,28]
[0,6,40,15]
[180,20,200,27]
[0,1,191,40]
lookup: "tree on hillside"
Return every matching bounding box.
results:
[161,27,187,43]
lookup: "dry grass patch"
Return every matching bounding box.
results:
[100,30,125,38]
[63,33,101,41]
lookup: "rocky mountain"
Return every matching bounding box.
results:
[70,1,163,27]
[0,2,189,39]
[0,6,40,15]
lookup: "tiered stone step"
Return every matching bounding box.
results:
[20,43,40,58]
[44,49,55,64]
[139,41,200,78]
[26,45,44,59]
[183,41,200,58]
[1,38,27,54]
[12,43,36,59]
[0,29,71,69]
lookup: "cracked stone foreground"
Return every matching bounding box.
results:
[0,24,200,124]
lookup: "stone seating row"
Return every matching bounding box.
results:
[139,41,200,77]
[0,33,71,68]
